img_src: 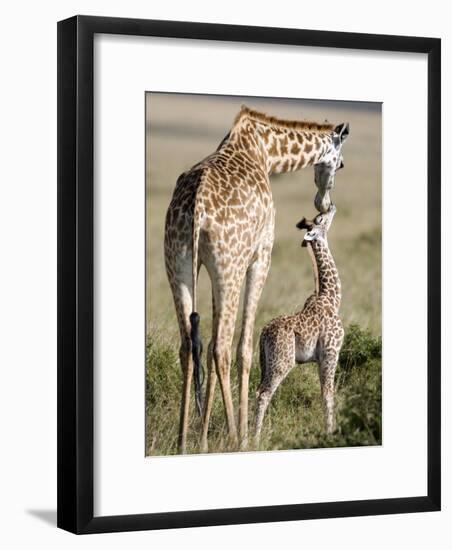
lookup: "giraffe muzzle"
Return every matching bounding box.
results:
[314,190,331,213]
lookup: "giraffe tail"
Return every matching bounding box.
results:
[190,172,204,417]
[190,312,204,417]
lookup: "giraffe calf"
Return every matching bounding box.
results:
[254,204,344,445]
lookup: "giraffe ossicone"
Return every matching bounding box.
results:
[163,104,349,453]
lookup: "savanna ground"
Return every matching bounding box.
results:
[145,93,382,456]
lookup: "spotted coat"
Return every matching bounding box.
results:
[164,106,348,453]
[254,206,344,443]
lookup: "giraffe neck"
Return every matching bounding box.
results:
[309,238,341,310]
[230,111,333,175]
[257,122,332,174]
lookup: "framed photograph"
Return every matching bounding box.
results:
[57,15,441,534]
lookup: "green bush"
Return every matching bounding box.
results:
[336,358,382,446]
[339,323,381,370]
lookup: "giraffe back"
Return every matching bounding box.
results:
[165,138,274,282]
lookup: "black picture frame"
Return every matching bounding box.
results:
[57,15,441,534]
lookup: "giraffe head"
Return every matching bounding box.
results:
[297,204,337,247]
[314,123,349,213]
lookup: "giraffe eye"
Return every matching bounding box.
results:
[316,216,323,224]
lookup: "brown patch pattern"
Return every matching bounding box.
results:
[254,214,344,443]
[164,104,339,454]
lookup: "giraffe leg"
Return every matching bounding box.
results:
[200,340,216,452]
[253,329,294,446]
[214,344,237,448]
[237,243,272,448]
[253,354,294,446]
[200,290,218,452]
[254,389,272,446]
[211,284,243,448]
[319,351,339,435]
[166,267,195,454]
[178,333,193,453]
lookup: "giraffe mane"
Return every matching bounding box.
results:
[233,104,335,133]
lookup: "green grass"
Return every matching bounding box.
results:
[145,324,382,455]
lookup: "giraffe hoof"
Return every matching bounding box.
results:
[228,435,239,452]
[239,437,249,451]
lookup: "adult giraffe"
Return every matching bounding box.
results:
[164,105,349,453]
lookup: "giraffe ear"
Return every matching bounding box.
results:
[296,217,314,231]
[334,122,350,143]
